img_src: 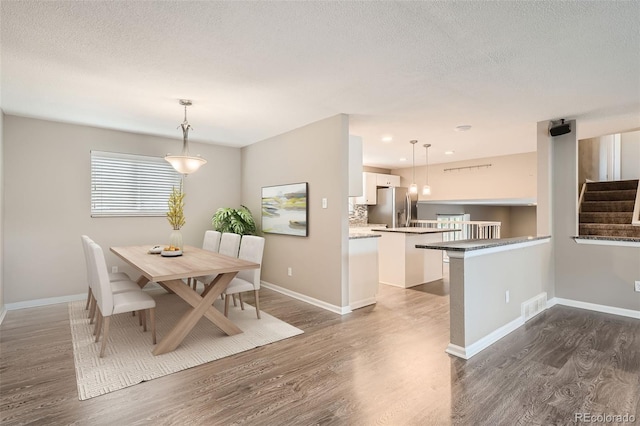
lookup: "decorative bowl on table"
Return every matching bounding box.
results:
[161,247,183,257]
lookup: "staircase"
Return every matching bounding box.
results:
[579,179,640,238]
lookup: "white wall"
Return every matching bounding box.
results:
[620,130,640,180]
[391,152,537,202]
[3,115,241,304]
[241,114,350,308]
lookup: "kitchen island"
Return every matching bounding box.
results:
[372,227,459,288]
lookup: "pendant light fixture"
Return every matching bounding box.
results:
[165,99,207,175]
[422,143,431,196]
[409,140,418,194]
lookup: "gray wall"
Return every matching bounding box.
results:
[241,114,349,308]
[543,120,640,311]
[508,206,537,237]
[449,241,550,347]
[3,115,241,304]
[0,111,4,312]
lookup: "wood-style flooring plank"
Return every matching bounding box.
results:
[1,274,639,425]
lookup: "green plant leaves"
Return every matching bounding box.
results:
[211,205,257,235]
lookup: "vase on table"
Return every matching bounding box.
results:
[169,229,183,250]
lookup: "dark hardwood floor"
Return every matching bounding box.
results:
[1,275,639,425]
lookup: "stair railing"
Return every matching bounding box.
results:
[633,182,640,226]
[578,182,587,214]
[409,220,501,240]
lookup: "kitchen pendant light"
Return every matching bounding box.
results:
[165,99,207,175]
[422,143,431,196]
[409,140,418,194]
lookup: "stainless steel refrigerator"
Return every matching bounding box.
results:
[367,187,417,228]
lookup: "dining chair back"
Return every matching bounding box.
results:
[223,235,265,319]
[87,242,156,357]
[81,235,132,313]
[219,232,241,258]
[202,230,222,252]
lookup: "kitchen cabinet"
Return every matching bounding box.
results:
[348,234,380,310]
[376,174,400,187]
[354,172,401,205]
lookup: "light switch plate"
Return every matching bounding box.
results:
[322,198,328,208]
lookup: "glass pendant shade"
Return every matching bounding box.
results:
[409,183,418,194]
[422,143,431,196]
[165,155,207,174]
[165,99,207,175]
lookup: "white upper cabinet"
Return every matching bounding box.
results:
[354,172,400,205]
[376,174,400,187]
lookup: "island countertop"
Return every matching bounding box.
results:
[372,227,461,235]
[349,233,382,240]
[416,235,551,251]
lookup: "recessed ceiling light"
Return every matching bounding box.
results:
[445,150,455,155]
[381,136,393,143]
[399,157,407,162]
[455,125,472,132]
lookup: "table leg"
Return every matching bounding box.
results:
[152,272,241,355]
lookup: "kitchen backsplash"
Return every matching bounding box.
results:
[349,203,368,226]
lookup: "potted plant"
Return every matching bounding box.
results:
[167,185,186,249]
[212,205,257,236]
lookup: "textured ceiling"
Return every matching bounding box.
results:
[1,1,639,168]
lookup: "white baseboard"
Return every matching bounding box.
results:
[350,297,377,310]
[3,284,163,312]
[0,307,7,325]
[261,280,351,315]
[446,316,525,360]
[448,295,639,360]
[549,297,640,319]
[5,293,86,311]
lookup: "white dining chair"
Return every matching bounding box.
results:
[194,232,241,291]
[223,235,265,319]
[81,236,139,322]
[202,230,222,252]
[189,230,222,289]
[87,242,156,358]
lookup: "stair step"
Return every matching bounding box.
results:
[580,200,635,212]
[579,212,633,224]
[579,224,640,237]
[584,189,637,202]
[585,179,639,191]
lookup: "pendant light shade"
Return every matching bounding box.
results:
[409,140,418,194]
[422,143,431,196]
[165,99,207,175]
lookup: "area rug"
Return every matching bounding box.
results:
[68,291,303,400]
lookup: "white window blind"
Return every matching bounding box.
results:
[91,150,183,217]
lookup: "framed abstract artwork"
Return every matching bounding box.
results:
[261,182,308,236]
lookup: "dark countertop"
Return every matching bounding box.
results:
[371,227,461,235]
[416,235,551,251]
[573,235,640,243]
[349,233,382,240]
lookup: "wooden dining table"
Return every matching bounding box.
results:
[110,245,260,356]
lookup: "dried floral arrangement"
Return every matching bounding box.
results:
[167,185,186,230]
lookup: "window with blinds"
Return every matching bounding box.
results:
[91,150,183,217]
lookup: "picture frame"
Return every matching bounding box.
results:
[261,182,308,236]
